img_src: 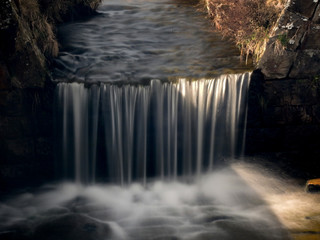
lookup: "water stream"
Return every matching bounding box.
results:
[53,0,251,83]
[55,74,250,184]
[0,0,299,239]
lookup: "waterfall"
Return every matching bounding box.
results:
[55,73,251,184]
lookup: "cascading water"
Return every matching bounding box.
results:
[55,73,250,184]
[0,1,296,239]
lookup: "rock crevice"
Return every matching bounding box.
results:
[259,0,320,79]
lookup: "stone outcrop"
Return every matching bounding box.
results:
[246,70,320,178]
[0,0,100,191]
[246,1,320,179]
[259,0,320,79]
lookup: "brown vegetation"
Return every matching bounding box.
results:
[18,0,59,57]
[202,0,285,63]
[0,0,101,89]
[15,0,102,58]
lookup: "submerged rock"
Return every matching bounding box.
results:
[33,213,113,240]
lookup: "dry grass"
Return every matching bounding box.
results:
[13,0,101,59]
[202,0,285,63]
[17,0,59,57]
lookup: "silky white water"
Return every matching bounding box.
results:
[55,73,251,184]
[0,163,295,240]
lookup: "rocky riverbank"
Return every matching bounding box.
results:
[0,0,101,191]
[245,0,320,179]
[204,0,320,178]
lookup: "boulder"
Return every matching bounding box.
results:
[259,42,296,79]
[258,2,320,79]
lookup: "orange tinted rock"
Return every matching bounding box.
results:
[306,179,320,192]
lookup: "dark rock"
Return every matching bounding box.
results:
[246,71,320,160]
[287,0,318,19]
[0,0,101,193]
[38,0,101,23]
[6,138,35,159]
[306,179,320,193]
[261,78,318,108]
[0,63,10,90]
[259,2,320,79]
[302,24,320,50]
[9,46,47,89]
[259,42,296,79]
[313,4,320,23]
[33,213,113,240]
[3,90,27,117]
[0,87,54,191]
[245,127,284,153]
[273,10,307,51]
[289,50,320,78]
[283,125,320,151]
[246,70,265,128]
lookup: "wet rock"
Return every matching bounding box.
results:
[306,179,320,192]
[289,50,320,78]
[313,4,320,23]
[33,213,113,240]
[273,10,307,51]
[258,2,320,79]
[246,71,320,159]
[302,24,320,50]
[287,0,318,19]
[259,45,296,79]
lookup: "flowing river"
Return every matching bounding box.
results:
[0,0,309,239]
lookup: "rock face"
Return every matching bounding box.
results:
[0,0,100,192]
[247,1,320,178]
[246,70,320,178]
[259,0,320,79]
